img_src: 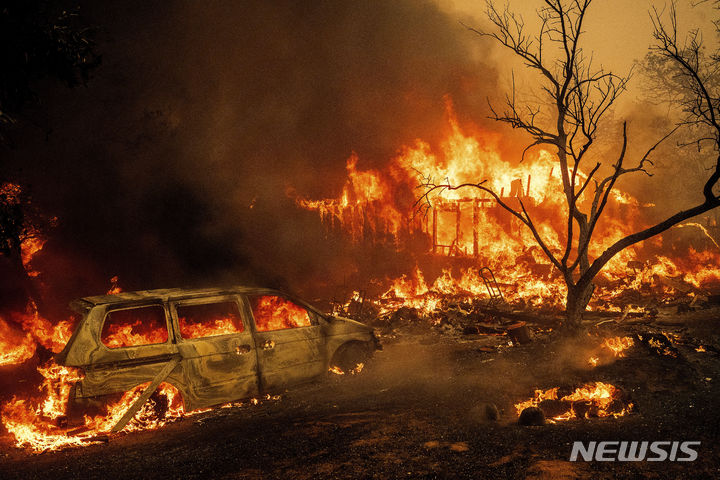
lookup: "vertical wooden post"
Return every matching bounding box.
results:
[473,200,479,257]
[526,174,532,197]
[432,206,438,254]
[455,201,461,255]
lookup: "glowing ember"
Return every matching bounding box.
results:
[328,362,365,375]
[588,356,599,367]
[648,338,678,358]
[601,337,635,357]
[515,382,630,421]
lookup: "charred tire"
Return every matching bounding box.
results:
[330,341,373,375]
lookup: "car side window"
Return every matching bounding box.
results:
[176,301,244,339]
[249,295,312,331]
[101,305,168,348]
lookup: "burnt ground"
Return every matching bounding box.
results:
[1,318,720,479]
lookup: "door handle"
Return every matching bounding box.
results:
[235,344,252,355]
[262,339,275,350]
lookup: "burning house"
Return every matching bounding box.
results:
[293,102,720,315]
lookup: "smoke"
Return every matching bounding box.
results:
[0,0,502,310]
[2,0,713,316]
[339,332,615,424]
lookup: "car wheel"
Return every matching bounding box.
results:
[329,341,372,376]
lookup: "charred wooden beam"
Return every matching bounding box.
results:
[110,356,181,433]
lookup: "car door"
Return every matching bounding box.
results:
[74,302,181,400]
[244,294,325,392]
[169,295,260,409]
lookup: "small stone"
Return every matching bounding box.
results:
[571,401,592,419]
[518,407,545,426]
[482,403,500,421]
[469,402,499,422]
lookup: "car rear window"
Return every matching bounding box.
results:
[101,305,168,348]
[177,301,244,339]
[249,295,312,331]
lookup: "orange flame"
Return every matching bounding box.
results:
[514,386,559,415]
[293,98,720,312]
[251,296,311,331]
[1,375,186,452]
[602,337,635,357]
[0,308,74,365]
[0,316,36,366]
[178,317,238,339]
[107,276,123,295]
[515,382,630,421]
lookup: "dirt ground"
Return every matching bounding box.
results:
[1,321,720,479]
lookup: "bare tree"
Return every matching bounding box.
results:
[417,0,720,330]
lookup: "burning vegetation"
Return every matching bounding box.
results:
[292,101,720,318]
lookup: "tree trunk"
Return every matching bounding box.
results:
[7,242,46,317]
[565,281,594,331]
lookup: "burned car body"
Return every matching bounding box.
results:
[56,287,379,414]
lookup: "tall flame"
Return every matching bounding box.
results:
[293,97,720,311]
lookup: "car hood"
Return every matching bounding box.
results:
[324,315,373,335]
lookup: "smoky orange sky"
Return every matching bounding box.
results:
[441,0,712,68]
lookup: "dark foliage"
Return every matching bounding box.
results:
[0,0,100,136]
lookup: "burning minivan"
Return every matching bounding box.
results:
[55,286,380,431]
